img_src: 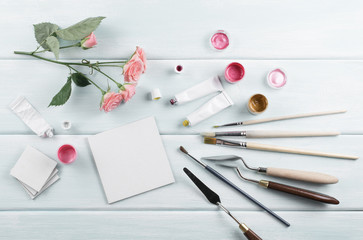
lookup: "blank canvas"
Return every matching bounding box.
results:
[88,116,175,204]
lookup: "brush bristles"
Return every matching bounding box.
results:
[204,137,217,145]
[213,125,220,128]
[179,146,188,154]
[201,132,216,137]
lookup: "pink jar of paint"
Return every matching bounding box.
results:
[224,62,245,83]
[266,68,287,89]
[210,30,229,50]
[58,144,77,164]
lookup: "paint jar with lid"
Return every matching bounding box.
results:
[210,30,230,51]
[247,94,268,115]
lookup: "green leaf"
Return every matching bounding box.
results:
[48,77,72,106]
[71,72,90,87]
[45,36,60,60]
[33,22,59,49]
[56,16,105,41]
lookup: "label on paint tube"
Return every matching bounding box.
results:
[9,96,54,137]
[171,76,224,105]
[186,91,234,126]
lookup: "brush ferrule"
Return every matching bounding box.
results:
[216,139,246,148]
[216,131,246,137]
[257,167,267,173]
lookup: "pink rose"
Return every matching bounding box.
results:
[81,32,97,49]
[135,46,147,73]
[100,91,123,112]
[123,57,144,83]
[119,84,136,102]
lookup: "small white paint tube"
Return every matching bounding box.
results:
[183,91,234,127]
[151,88,162,100]
[170,76,224,105]
[9,96,54,137]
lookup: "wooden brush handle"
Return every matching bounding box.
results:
[242,110,346,126]
[266,181,340,204]
[246,130,340,138]
[266,167,338,184]
[246,142,358,160]
[240,224,263,240]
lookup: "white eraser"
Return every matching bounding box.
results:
[151,88,162,100]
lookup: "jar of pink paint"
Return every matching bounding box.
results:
[266,68,287,89]
[224,62,245,83]
[58,144,77,164]
[210,30,230,50]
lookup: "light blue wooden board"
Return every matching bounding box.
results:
[1,211,363,240]
[1,60,363,135]
[0,135,361,211]
[2,0,363,60]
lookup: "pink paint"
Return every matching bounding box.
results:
[211,31,229,50]
[58,144,77,164]
[224,62,245,83]
[267,68,287,89]
[175,65,183,73]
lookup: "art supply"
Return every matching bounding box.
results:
[202,155,338,184]
[213,109,347,128]
[170,76,223,105]
[183,167,263,240]
[175,65,183,73]
[247,94,268,115]
[10,146,59,199]
[210,30,229,50]
[88,117,175,204]
[201,130,341,138]
[267,68,287,89]
[58,144,77,164]
[179,146,290,227]
[9,96,54,137]
[151,88,162,100]
[62,121,72,130]
[221,166,339,204]
[183,91,233,127]
[224,62,245,83]
[203,137,358,160]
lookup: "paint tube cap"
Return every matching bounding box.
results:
[151,88,162,100]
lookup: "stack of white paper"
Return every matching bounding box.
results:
[10,146,60,199]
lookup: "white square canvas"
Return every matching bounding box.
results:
[20,168,59,196]
[10,146,57,192]
[88,116,175,204]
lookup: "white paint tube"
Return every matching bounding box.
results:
[9,96,54,137]
[183,91,234,126]
[170,76,224,105]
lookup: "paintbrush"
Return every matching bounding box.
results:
[213,110,346,128]
[203,137,358,160]
[179,146,290,227]
[201,130,340,138]
[183,167,263,240]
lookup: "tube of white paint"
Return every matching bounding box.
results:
[183,91,234,126]
[170,76,224,105]
[9,96,54,137]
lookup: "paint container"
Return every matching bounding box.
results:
[183,91,233,127]
[58,144,77,164]
[62,121,72,130]
[247,94,268,115]
[224,62,245,83]
[170,76,223,105]
[267,68,287,89]
[175,65,183,73]
[210,30,230,50]
[151,88,162,100]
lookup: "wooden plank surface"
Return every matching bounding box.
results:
[1,211,363,240]
[0,135,361,211]
[1,60,363,135]
[2,0,363,60]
